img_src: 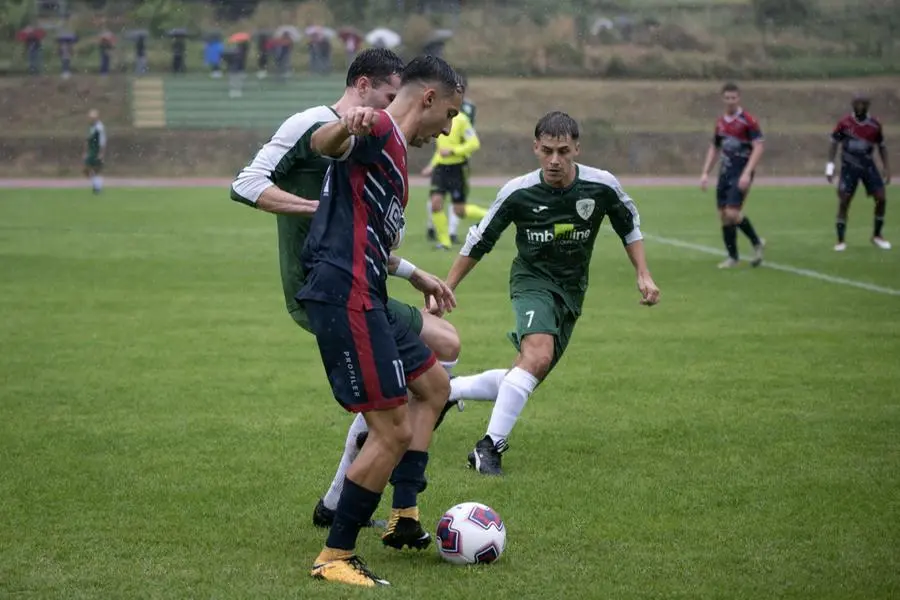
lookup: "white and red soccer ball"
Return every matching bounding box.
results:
[436,502,506,565]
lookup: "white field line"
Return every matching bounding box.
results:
[646,234,900,297]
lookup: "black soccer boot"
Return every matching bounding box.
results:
[450,233,460,245]
[312,499,386,529]
[467,435,507,476]
[381,507,431,550]
[426,227,436,241]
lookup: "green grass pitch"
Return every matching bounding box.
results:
[1,185,898,599]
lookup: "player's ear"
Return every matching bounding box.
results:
[423,88,436,108]
[533,139,540,155]
[573,141,581,156]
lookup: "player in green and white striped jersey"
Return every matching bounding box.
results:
[230,49,463,537]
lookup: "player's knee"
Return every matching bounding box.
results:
[520,341,553,378]
[392,418,413,451]
[453,204,466,218]
[430,194,443,212]
[420,314,461,362]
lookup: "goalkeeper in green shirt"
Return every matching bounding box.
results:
[444,111,661,475]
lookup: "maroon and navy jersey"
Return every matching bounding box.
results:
[713,110,763,172]
[831,114,885,168]
[298,110,408,310]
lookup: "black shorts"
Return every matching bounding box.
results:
[839,162,884,197]
[431,164,467,204]
[716,169,753,208]
[304,300,437,413]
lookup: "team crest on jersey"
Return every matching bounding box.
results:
[575,198,595,220]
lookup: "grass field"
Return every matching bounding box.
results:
[1,184,899,599]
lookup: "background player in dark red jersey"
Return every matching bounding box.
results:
[300,56,463,588]
[826,93,892,251]
[700,82,766,268]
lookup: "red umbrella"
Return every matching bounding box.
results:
[16,26,46,42]
[338,26,363,43]
[228,31,251,44]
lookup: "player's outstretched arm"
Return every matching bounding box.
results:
[387,255,457,314]
[310,107,379,158]
[624,240,660,306]
[826,140,840,183]
[700,143,718,191]
[879,143,891,185]
[445,255,479,292]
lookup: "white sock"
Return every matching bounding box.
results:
[426,198,433,228]
[486,367,538,445]
[92,175,103,190]
[441,360,458,375]
[449,209,461,236]
[322,413,369,510]
[450,368,507,401]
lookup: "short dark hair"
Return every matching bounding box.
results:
[534,111,580,141]
[346,48,404,87]
[401,55,464,95]
[721,81,740,94]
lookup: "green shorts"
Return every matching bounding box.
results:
[289,297,423,336]
[84,156,103,171]
[507,288,577,373]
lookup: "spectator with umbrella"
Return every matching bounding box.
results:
[305,26,334,75]
[57,31,77,79]
[126,30,149,75]
[168,28,188,74]
[204,32,224,77]
[17,26,46,74]
[255,30,271,79]
[338,26,363,67]
[272,25,300,78]
[423,29,453,58]
[98,31,115,75]
[364,27,401,50]
[226,32,251,98]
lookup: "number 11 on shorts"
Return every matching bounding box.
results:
[392,359,406,388]
[525,310,535,328]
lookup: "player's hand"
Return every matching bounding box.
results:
[421,164,433,177]
[439,148,453,158]
[341,107,379,135]
[738,172,752,192]
[825,161,835,184]
[409,269,456,314]
[884,171,891,186]
[637,273,660,306]
[700,173,709,192]
[826,174,834,184]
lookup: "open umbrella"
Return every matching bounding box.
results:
[365,27,401,49]
[99,31,116,45]
[426,29,453,45]
[167,28,189,37]
[125,29,148,40]
[16,26,46,42]
[273,25,301,42]
[338,26,363,42]
[228,31,251,44]
[305,25,335,39]
[56,31,78,43]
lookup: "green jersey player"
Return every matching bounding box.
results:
[445,111,661,475]
[83,109,106,193]
[230,50,462,553]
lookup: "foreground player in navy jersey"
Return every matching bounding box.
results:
[700,82,766,268]
[827,93,892,251]
[299,56,463,588]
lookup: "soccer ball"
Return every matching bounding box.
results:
[435,502,506,565]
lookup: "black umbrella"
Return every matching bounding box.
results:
[56,31,78,42]
[167,28,189,37]
[125,29,149,40]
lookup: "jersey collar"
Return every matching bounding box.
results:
[722,108,743,123]
[384,110,408,149]
[539,164,579,193]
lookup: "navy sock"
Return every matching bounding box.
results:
[325,478,381,551]
[390,450,429,509]
[875,216,885,238]
[836,220,847,243]
[738,217,761,246]
[722,225,738,260]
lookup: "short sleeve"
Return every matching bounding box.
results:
[335,110,393,165]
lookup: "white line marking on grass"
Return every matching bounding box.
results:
[647,234,900,297]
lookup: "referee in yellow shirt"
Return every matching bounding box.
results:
[422,110,487,249]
